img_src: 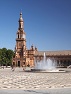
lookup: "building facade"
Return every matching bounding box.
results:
[35,51,71,67]
[13,12,71,67]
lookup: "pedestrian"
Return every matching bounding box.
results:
[11,65,15,71]
[22,64,25,71]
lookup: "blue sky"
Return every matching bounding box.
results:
[0,0,71,51]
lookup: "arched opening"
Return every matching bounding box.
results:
[68,60,71,66]
[18,34,19,38]
[13,62,15,66]
[23,62,25,65]
[18,61,20,67]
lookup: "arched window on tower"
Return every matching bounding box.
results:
[18,34,19,38]
[19,23,21,29]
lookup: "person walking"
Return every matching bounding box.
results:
[22,64,25,71]
[11,65,15,71]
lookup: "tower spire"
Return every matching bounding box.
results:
[20,12,23,21]
[19,12,24,29]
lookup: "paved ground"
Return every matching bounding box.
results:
[0,67,71,93]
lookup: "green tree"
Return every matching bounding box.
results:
[1,48,7,66]
[0,48,14,66]
[0,49,2,66]
[6,49,14,66]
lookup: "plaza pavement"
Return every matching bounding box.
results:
[0,67,71,94]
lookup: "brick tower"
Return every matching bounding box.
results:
[13,12,26,67]
[13,12,37,67]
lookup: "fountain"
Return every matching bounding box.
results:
[31,52,66,72]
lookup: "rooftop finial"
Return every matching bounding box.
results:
[19,10,23,21]
[20,9,22,15]
[20,12,22,18]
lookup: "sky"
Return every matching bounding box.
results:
[0,0,71,51]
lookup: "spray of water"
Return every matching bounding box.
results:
[34,52,57,70]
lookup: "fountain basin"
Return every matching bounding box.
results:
[31,69,66,73]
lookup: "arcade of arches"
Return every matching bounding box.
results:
[34,51,71,67]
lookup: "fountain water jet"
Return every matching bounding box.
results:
[34,53,56,70]
[31,52,66,73]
